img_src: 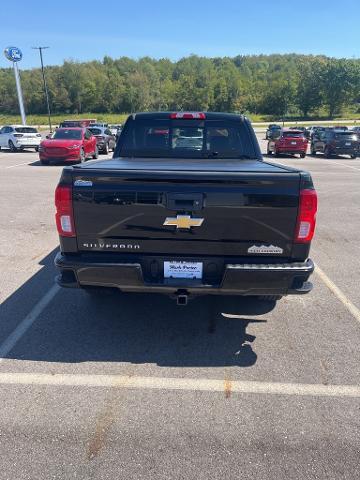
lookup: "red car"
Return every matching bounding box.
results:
[267,129,308,158]
[39,128,98,165]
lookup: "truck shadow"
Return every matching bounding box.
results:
[0,249,275,368]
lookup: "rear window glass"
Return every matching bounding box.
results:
[15,127,38,133]
[60,122,82,127]
[88,128,102,135]
[53,129,82,140]
[118,119,256,159]
[282,132,304,138]
[334,132,357,139]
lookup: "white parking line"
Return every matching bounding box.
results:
[0,372,359,398]
[5,161,32,169]
[320,160,360,172]
[0,285,60,361]
[315,264,360,326]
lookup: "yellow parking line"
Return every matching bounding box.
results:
[315,264,360,325]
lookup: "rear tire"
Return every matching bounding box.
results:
[92,146,99,159]
[310,144,316,155]
[103,142,109,154]
[35,146,39,152]
[350,154,357,159]
[300,152,306,158]
[9,140,17,152]
[324,147,331,158]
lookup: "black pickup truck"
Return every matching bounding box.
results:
[54,112,317,305]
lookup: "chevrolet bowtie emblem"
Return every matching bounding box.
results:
[163,215,204,229]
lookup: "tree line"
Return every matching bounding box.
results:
[1,54,359,118]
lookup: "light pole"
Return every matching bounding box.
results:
[32,46,52,132]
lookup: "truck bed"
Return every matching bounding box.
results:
[74,157,296,174]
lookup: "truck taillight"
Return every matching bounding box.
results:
[55,185,75,237]
[294,189,317,243]
[169,112,206,119]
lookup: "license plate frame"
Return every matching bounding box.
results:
[164,261,203,279]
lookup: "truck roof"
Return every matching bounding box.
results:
[130,112,246,122]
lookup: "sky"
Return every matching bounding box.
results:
[1,0,360,70]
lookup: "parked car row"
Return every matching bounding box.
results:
[58,119,122,138]
[266,123,360,158]
[1,120,359,162]
[0,121,122,164]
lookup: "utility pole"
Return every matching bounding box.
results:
[32,46,52,132]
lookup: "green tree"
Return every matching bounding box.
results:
[1,54,360,119]
[319,59,358,118]
[296,59,324,117]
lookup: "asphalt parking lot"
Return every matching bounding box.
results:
[0,136,359,479]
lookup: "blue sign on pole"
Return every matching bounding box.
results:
[4,46,23,62]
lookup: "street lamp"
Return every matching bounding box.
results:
[32,46,52,132]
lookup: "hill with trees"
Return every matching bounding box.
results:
[1,54,359,119]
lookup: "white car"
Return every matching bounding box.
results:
[109,124,122,136]
[0,125,42,152]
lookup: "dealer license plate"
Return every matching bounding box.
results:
[164,261,203,279]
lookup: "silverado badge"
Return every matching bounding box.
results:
[163,215,204,230]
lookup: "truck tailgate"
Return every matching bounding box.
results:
[71,159,300,258]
